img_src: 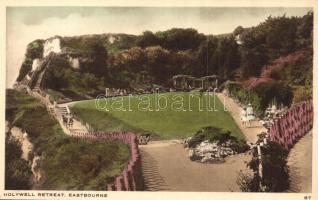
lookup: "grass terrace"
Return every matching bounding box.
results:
[71,92,244,140]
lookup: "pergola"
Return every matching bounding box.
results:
[172,74,219,90]
[172,75,195,90]
[202,75,219,89]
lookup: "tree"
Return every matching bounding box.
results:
[233,26,244,36]
[196,37,218,77]
[81,73,99,89]
[156,28,206,50]
[43,56,71,90]
[86,40,108,77]
[145,46,171,83]
[296,11,313,48]
[25,39,44,59]
[136,31,161,48]
[209,36,240,79]
[265,15,299,59]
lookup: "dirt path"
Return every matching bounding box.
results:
[217,93,267,144]
[287,131,312,192]
[140,140,252,191]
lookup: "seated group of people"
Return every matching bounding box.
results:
[138,134,151,145]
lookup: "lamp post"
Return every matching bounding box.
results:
[206,39,209,76]
[257,143,263,191]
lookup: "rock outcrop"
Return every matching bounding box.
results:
[185,139,247,163]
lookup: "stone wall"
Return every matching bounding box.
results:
[269,100,313,149]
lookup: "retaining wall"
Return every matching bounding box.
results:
[269,100,313,149]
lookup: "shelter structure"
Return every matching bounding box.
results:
[172,74,219,90]
[172,75,195,90]
[202,75,219,90]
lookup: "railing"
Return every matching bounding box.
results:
[269,100,313,149]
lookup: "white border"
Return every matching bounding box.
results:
[0,0,317,200]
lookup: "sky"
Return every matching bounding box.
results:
[6,7,312,87]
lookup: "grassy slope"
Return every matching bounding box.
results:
[6,89,129,190]
[71,92,244,140]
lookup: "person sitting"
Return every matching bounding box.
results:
[138,134,151,145]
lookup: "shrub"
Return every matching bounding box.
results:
[226,81,293,115]
[238,138,289,192]
[253,82,293,112]
[292,86,312,103]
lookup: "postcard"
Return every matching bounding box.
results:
[0,1,317,200]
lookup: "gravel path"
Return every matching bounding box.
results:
[140,140,252,191]
[217,93,267,144]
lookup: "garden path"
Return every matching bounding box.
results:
[216,93,267,144]
[139,140,252,191]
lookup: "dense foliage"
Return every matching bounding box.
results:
[239,13,312,78]
[5,135,33,190]
[226,81,293,116]
[17,12,313,109]
[237,135,289,192]
[5,89,129,190]
[42,54,105,98]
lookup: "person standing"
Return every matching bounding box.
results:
[241,107,247,127]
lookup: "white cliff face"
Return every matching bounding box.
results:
[69,57,80,69]
[235,34,243,45]
[108,36,116,44]
[10,127,33,161]
[43,37,61,57]
[32,156,42,182]
[31,58,41,71]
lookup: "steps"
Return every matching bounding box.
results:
[48,107,55,115]
[139,148,169,191]
[56,106,69,117]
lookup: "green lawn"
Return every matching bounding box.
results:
[71,92,244,140]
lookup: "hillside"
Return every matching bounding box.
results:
[14,12,313,105]
[5,89,129,190]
